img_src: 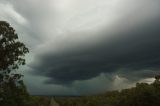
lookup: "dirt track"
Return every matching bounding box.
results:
[49,97,60,106]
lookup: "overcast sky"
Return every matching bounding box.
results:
[0,0,160,95]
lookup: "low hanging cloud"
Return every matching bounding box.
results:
[30,15,160,85]
[1,0,160,95]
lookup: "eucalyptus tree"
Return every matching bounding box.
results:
[0,21,31,106]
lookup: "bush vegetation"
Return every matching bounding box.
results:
[56,76,160,106]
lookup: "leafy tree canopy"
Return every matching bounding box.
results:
[0,21,29,83]
[0,21,30,106]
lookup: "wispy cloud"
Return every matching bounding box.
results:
[0,3,27,25]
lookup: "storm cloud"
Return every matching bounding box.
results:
[1,0,160,95]
[30,16,160,85]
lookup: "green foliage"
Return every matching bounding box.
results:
[0,21,33,106]
[0,21,51,106]
[0,21,29,71]
[31,96,51,106]
[0,80,35,106]
[0,21,29,86]
[56,78,160,106]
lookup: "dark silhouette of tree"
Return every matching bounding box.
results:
[0,21,29,75]
[155,75,160,81]
[0,21,29,84]
[0,21,31,106]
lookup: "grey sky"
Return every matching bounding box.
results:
[0,0,160,95]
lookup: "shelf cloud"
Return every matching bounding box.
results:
[1,0,160,95]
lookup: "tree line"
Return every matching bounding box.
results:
[56,76,160,106]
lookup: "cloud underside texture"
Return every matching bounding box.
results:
[31,17,160,85]
[1,0,160,89]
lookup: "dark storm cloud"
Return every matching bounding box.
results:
[30,16,160,85]
[1,0,160,95]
